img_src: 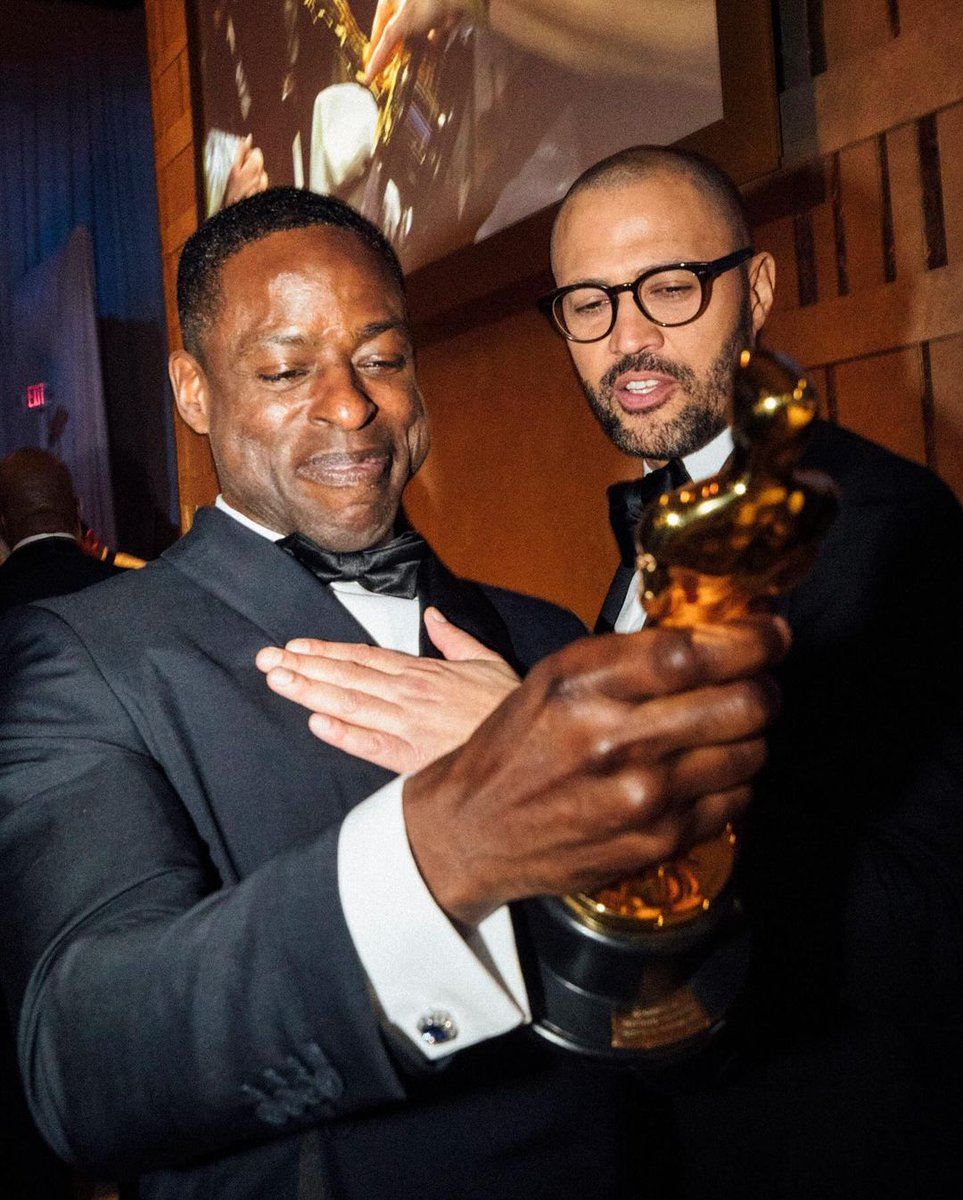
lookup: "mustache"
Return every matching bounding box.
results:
[599,353,696,393]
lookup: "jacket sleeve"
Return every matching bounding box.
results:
[0,605,408,1175]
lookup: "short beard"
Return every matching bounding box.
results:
[581,300,753,460]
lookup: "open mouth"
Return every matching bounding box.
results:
[613,374,677,412]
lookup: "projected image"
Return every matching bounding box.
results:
[195,1,723,272]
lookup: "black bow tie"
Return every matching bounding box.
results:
[277,529,427,598]
[607,459,690,566]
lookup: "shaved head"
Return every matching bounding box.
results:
[552,145,752,271]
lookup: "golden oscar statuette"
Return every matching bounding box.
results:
[521,348,838,1063]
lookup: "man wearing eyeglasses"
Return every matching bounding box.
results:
[539,150,769,638]
[273,147,963,1199]
[540,147,962,1197]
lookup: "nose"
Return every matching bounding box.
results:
[607,293,666,358]
[306,364,376,430]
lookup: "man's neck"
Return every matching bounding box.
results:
[644,426,734,483]
[214,495,283,542]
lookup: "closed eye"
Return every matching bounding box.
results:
[258,368,309,383]
[572,296,610,316]
[646,283,697,303]
[357,355,407,372]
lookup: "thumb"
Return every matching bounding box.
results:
[424,607,505,663]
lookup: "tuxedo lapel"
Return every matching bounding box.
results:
[415,552,520,668]
[594,564,636,634]
[164,507,376,650]
[158,508,395,873]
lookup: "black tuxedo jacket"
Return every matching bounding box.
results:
[0,508,645,1200]
[599,421,963,1199]
[0,536,121,613]
[0,535,125,1200]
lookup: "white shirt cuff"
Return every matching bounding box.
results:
[338,776,531,1060]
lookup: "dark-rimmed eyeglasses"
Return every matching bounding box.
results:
[538,247,755,343]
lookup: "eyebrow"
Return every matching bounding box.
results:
[358,318,410,340]
[245,319,410,352]
[562,263,692,289]
[254,332,311,349]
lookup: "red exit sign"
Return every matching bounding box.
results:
[27,382,46,409]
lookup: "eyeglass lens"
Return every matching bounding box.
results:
[556,267,704,340]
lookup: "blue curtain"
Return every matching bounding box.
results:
[0,0,178,557]
[13,227,119,546]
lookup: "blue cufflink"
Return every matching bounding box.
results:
[416,1010,458,1045]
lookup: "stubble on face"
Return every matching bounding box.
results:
[580,298,753,461]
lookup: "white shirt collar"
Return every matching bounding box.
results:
[214,495,283,542]
[11,531,78,553]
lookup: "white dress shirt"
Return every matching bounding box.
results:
[215,497,530,1058]
[614,427,734,634]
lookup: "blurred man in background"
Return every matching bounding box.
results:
[0,448,122,613]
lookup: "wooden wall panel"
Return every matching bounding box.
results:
[145,0,215,530]
[834,348,927,462]
[807,365,830,419]
[154,51,188,132]
[928,334,963,495]
[821,0,893,69]
[755,216,799,312]
[836,140,886,293]
[146,0,187,57]
[766,259,963,363]
[898,0,961,40]
[763,2,962,492]
[937,102,963,269]
[783,0,963,159]
[886,121,928,278]
[810,194,840,305]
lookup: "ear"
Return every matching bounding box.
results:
[747,251,775,337]
[169,350,211,435]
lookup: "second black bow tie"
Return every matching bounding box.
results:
[277,529,427,598]
[607,459,691,566]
